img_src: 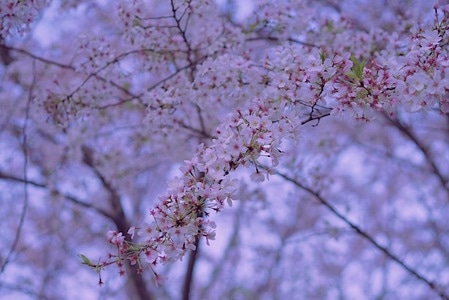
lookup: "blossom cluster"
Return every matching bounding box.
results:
[263,6,449,120]
[95,4,449,282]
[0,0,50,38]
[329,5,449,116]
[102,91,298,279]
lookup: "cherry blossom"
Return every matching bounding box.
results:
[1,0,449,299]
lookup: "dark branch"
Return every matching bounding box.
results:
[81,145,154,300]
[385,114,449,194]
[246,36,320,48]
[0,63,35,275]
[0,171,115,220]
[182,236,200,300]
[272,168,449,300]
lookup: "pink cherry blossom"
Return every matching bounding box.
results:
[1,1,449,299]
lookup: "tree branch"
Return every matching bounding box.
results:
[0,171,115,221]
[81,146,154,300]
[384,114,449,194]
[246,36,320,48]
[0,62,35,275]
[200,206,242,298]
[272,168,449,300]
[182,236,200,300]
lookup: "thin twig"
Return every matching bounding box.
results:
[0,60,35,274]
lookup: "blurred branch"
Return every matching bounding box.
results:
[272,168,449,300]
[81,146,128,223]
[0,281,51,300]
[81,145,154,300]
[246,36,320,48]
[417,196,449,260]
[255,239,285,296]
[7,44,207,114]
[0,61,35,275]
[200,206,242,298]
[385,114,449,194]
[182,236,200,300]
[6,46,143,102]
[319,0,342,13]
[0,171,114,221]
[6,46,73,69]
[0,42,13,65]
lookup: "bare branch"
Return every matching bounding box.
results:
[80,145,154,300]
[246,36,320,48]
[385,114,449,194]
[0,171,114,220]
[0,61,35,274]
[182,236,200,300]
[199,207,242,298]
[272,168,449,300]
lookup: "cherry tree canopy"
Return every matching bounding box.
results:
[1,0,449,299]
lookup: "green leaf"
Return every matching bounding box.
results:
[326,20,334,32]
[79,254,92,266]
[319,51,326,64]
[249,22,260,32]
[122,82,130,91]
[133,18,142,27]
[349,54,366,81]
